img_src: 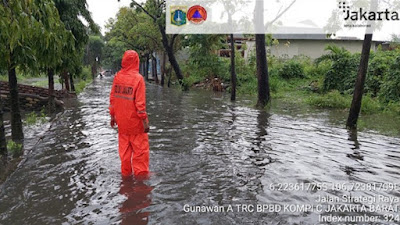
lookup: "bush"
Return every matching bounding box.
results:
[384,102,400,115]
[361,95,382,114]
[24,109,47,125]
[269,76,285,93]
[75,66,93,94]
[306,90,351,109]
[379,56,400,103]
[321,50,359,93]
[278,60,305,79]
[306,60,331,78]
[80,66,92,81]
[365,51,397,97]
[182,35,228,88]
[7,141,23,158]
[236,60,257,95]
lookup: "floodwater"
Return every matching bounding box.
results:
[1,77,400,224]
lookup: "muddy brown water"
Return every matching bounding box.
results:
[0,78,399,224]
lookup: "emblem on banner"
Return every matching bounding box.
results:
[187,5,207,24]
[171,6,187,26]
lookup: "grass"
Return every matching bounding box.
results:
[24,109,47,126]
[232,69,399,117]
[1,72,45,83]
[75,77,93,94]
[306,91,351,109]
[31,80,48,88]
[7,141,23,158]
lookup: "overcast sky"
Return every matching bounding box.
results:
[87,0,398,40]
[86,0,134,34]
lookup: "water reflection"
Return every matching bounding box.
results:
[1,78,400,224]
[347,129,364,159]
[119,176,153,225]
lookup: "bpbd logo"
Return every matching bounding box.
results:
[339,1,399,21]
[187,5,207,24]
[170,5,207,26]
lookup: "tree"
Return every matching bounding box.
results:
[127,0,184,84]
[254,0,270,108]
[255,33,270,108]
[104,7,163,81]
[0,0,67,143]
[220,1,243,101]
[230,34,237,101]
[84,35,105,79]
[0,95,6,164]
[34,1,74,111]
[346,0,399,128]
[254,0,296,108]
[53,0,98,91]
[346,34,373,128]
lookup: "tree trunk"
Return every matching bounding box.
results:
[144,56,149,81]
[152,54,158,84]
[91,63,97,80]
[167,68,172,88]
[63,70,70,92]
[48,68,55,97]
[230,34,237,101]
[48,68,56,111]
[8,66,23,143]
[161,52,166,87]
[0,95,7,160]
[70,73,76,92]
[346,34,373,128]
[255,34,270,108]
[158,25,183,83]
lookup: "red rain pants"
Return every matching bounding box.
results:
[118,133,149,177]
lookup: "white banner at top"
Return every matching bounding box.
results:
[166,0,400,39]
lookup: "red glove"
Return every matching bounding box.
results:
[110,116,117,128]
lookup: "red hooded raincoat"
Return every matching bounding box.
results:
[109,50,149,177]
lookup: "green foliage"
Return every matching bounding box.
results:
[0,0,69,71]
[269,76,285,93]
[103,7,162,72]
[25,112,38,125]
[379,56,400,103]
[306,90,351,109]
[234,51,257,95]
[32,80,49,88]
[365,50,397,97]
[7,141,23,158]
[384,102,400,115]
[84,35,105,66]
[361,95,382,114]
[182,35,227,86]
[390,34,400,49]
[318,46,359,93]
[75,66,93,94]
[317,45,400,100]
[278,60,305,79]
[304,60,331,78]
[53,0,98,78]
[24,109,47,125]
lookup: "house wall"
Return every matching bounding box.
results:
[244,39,380,59]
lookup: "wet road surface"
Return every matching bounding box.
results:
[1,77,400,224]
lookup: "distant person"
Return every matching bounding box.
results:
[109,50,150,178]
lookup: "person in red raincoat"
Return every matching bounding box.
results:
[109,50,150,177]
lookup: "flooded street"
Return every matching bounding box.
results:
[1,77,400,224]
